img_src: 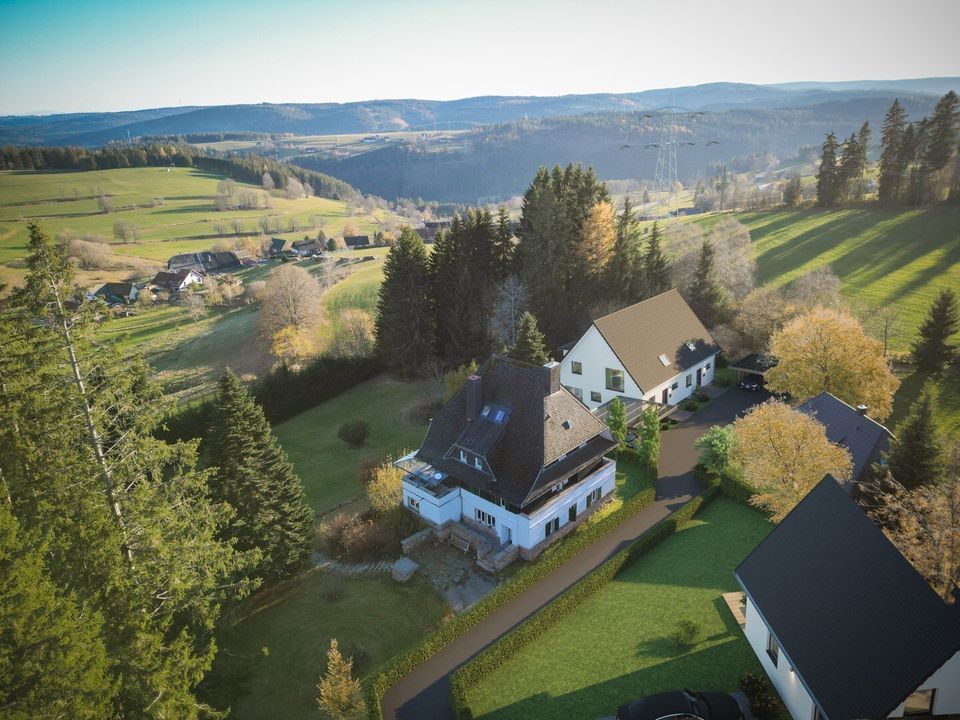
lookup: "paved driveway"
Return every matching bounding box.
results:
[381,388,765,720]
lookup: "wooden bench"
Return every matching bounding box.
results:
[449,535,471,554]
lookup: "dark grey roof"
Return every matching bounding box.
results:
[735,477,960,720]
[797,392,893,486]
[344,235,370,246]
[94,282,136,299]
[167,251,240,273]
[728,353,778,375]
[415,356,616,508]
[592,290,720,392]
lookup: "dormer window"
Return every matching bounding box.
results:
[459,449,467,462]
[481,405,491,418]
[495,409,506,423]
[474,456,482,470]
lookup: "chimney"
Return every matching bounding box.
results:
[856,404,869,416]
[543,360,561,396]
[465,375,482,421]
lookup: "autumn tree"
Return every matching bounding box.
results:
[329,309,375,359]
[512,311,550,365]
[258,264,324,350]
[579,200,617,282]
[732,400,853,521]
[317,639,366,720]
[766,307,900,420]
[365,459,405,517]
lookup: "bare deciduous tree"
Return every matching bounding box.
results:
[488,274,528,350]
[785,266,842,309]
[257,265,324,345]
[329,309,375,359]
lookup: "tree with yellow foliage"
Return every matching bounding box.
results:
[766,307,900,420]
[316,638,366,719]
[579,200,617,279]
[271,325,313,367]
[365,458,405,517]
[733,399,853,522]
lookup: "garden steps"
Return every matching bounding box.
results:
[311,551,393,575]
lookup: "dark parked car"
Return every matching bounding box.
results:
[739,374,764,391]
[617,690,744,720]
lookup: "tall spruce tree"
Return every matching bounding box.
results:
[1,223,253,718]
[879,99,908,205]
[0,497,113,719]
[493,205,514,279]
[920,91,960,202]
[687,240,732,327]
[816,132,840,208]
[643,222,671,298]
[887,384,947,490]
[512,311,550,365]
[375,227,434,376]
[610,197,645,304]
[912,289,959,373]
[207,370,314,582]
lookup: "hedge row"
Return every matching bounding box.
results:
[159,355,383,441]
[694,463,759,509]
[449,487,719,720]
[364,451,657,720]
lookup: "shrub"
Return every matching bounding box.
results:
[322,512,392,560]
[740,671,780,720]
[671,619,702,649]
[358,458,381,486]
[694,425,738,477]
[366,460,404,517]
[683,400,698,411]
[695,389,709,402]
[338,420,370,448]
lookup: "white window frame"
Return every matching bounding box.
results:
[571,360,583,375]
[407,495,421,512]
[475,508,496,529]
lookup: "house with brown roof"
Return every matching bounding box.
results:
[396,356,617,568]
[151,268,204,293]
[559,289,721,411]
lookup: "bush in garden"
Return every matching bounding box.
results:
[338,420,370,448]
[671,618,702,649]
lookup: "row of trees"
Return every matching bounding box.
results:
[815,91,960,207]
[0,224,315,717]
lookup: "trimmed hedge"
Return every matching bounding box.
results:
[449,488,718,720]
[694,463,758,508]
[159,355,382,441]
[364,450,656,719]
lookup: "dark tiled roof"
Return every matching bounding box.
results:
[592,289,720,392]
[797,392,893,486]
[344,235,370,246]
[151,271,178,286]
[735,477,960,720]
[728,353,779,375]
[168,251,240,273]
[94,282,135,298]
[415,357,615,508]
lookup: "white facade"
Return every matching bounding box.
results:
[401,457,616,551]
[559,324,717,409]
[742,595,960,720]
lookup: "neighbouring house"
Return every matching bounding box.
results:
[151,268,204,293]
[291,238,324,256]
[559,289,720,414]
[167,251,241,274]
[396,356,617,570]
[797,391,894,488]
[735,476,960,720]
[268,237,289,257]
[92,282,139,305]
[343,235,370,249]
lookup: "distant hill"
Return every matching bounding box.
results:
[2,78,956,146]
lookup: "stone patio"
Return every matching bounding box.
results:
[406,539,500,613]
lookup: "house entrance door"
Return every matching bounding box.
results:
[569,505,577,523]
[662,388,669,404]
[697,368,703,386]
[501,526,512,544]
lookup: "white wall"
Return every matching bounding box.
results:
[559,324,717,408]
[888,649,960,717]
[559,325,643,409]
[401,482,461,526]
[459,458,616,550]
[742,596,817,720]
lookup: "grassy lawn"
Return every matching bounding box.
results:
[202,569,448,720]
[889,364,960,437]
[736,207,960,352]
[273,374,439,514]
[466,499,772,720]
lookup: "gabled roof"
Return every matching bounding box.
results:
[94,282,136,299]
[415,356,616,508]
[797,392,893,486]
[591,289,720,392]
[344,235,370,246]
[735,477,960,720]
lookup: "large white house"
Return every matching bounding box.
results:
[559,289,720,411]
[396,356,617,562]
[735,477,960,720]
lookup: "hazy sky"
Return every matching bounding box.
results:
[1,0,958,115]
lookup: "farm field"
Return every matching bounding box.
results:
[201,569,448,720]
[0,166,394,288]
[465,499,773,720]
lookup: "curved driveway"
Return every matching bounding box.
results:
[382,389,763,720]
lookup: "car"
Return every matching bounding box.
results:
[617,689,744,720]
[739,374,764,391]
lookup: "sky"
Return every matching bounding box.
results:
[1,0,959,115]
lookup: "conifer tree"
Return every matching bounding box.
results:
[493,205,514,279]
[512,311,550,365]
[375,227,434,376]
[816,132,840,207]
[887,385,947,490]
[316,639,365,720]
[207,370,314,582]
[921,91,960,202]
[643,222,671,298]
[687,240,732,327]
[0,497,113,719]
[610,197,645,304]
[879,99,908,205]
[912,289,959,373]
